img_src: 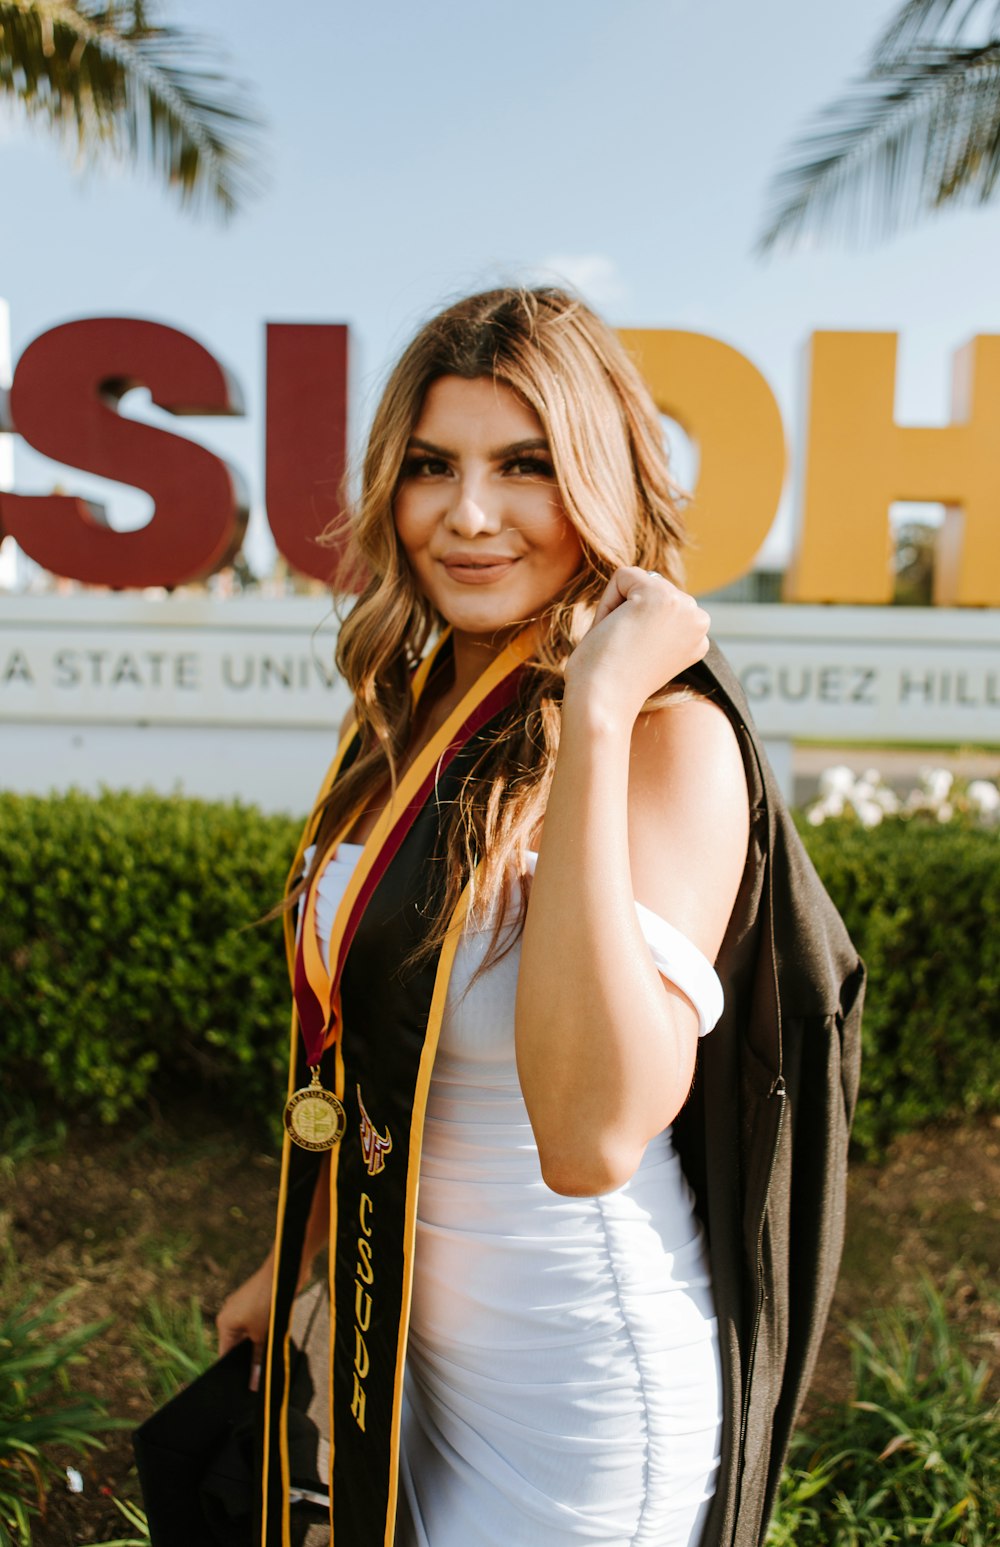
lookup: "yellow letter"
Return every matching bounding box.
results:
[356,1237,373,1285]
[787,331,1000,605]
[617,328,786,596]
[359,1192,373,1237]
[354,1327,370,1380]
[350,1370,367,1432]
[354,1280,372,1333]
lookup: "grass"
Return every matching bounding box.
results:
[0,1104,67,1187]
[129,1295,216,1409]
[1,1112,994,1545]
[83,1496,150,1546]
[0,1283,121,1547]
[768,1278,999,1545]
[0,1273,212,1546]
[136,1230,196,1275]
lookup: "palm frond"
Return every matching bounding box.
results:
[875,0,1000,64]
[757,42,1000,254]
[0,0,265,219]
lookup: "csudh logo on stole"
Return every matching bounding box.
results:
[357,1085,392,1177]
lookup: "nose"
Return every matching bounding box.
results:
[444,472,502,536]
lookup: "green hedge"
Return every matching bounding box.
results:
[0,789,296,1129]
[1,791,998,1154]
[795,815,1000,1156]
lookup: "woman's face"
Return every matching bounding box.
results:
[394,375,584,651]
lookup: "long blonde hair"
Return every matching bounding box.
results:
[297,286,690,962]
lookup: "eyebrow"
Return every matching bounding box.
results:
[406,435,551,460]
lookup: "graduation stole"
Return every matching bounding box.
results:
[260,626,536,1547]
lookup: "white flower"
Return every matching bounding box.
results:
[967,780,1000,815]
[804,763,1000,829]
[65,1468,84,1494]
[919,768,954,803]
[819,766,857,798]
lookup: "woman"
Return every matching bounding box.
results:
[216,287,862,1547]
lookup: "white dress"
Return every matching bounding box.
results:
[310,845,723,1547]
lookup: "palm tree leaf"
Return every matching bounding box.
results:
[0,0,265,218]
[875,0,1000,65]
[757,43,1000,253]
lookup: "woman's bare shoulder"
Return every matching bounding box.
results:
[626,692,750,958]
[630,691,747,805]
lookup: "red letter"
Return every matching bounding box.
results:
[265,324,350,585]
[0,319,246,588]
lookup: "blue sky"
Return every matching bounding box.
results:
[3,0,1000,581]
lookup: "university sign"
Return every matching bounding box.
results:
[3,598,998,737]
[0,319,348,590]
[1,316,1000,603]
[1,312,998,810]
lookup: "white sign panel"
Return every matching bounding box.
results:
[717,605,1000,741]
[2,597,999,737]
[1,594,350,728]
[1,596,998,810]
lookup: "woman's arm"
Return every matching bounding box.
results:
[515,569,749,1197]
[216,1153,331,1382]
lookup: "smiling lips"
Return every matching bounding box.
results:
[439,553,520,584]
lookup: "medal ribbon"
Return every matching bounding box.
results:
[291,626,536,1069]
[282,633,449,1059]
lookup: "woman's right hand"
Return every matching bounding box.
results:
[565,567,711,726]
[216,1254,274,1390]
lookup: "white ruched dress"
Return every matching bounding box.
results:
[308,844,724,1547]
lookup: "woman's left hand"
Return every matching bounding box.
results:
[564,567,710,722]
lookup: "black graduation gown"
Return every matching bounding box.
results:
[672,644,865,1546]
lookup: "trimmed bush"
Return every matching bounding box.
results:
[1,790,998,1153]
[796,816,1000,1157]
[0,790,297,1127]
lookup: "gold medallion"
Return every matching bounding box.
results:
[284,1066,346,1152]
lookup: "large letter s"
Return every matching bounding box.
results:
[0,318,247,588]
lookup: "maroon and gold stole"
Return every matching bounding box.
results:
[260,627,536,1547]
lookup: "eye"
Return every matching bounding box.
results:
[504,454,556,479]
[401,454,451,478]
